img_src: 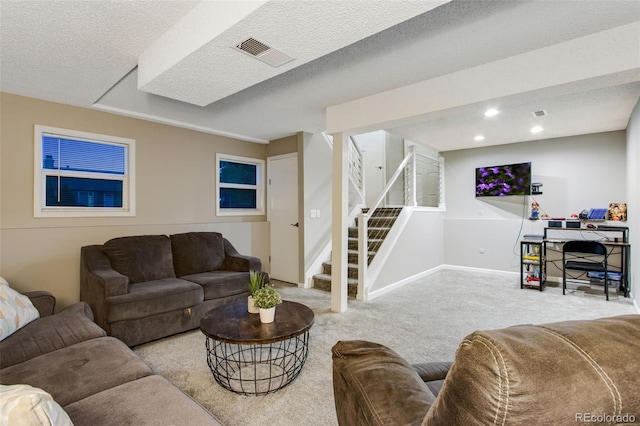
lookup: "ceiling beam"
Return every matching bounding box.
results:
[326,22,640,136]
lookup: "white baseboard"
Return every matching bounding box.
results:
[304,240,332,288]
[442,264,519,278]
[367,265,446,300]
[371,264,639,313]
[304,203,366,288]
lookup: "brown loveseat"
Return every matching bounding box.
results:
[332,315,640,426]
[0,291,220,425]
[81,231,266,346]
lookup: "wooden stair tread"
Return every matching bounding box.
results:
[312,273,358,285]
[313,206,403,295]
[323,261,359,268]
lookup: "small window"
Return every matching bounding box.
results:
[34,125,135,217]
[216,154,264,216]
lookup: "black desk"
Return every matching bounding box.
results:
[542,227,630,298]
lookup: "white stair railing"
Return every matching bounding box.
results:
[357,146,443,299]
[348,136,365,204]
[322,132,365,205]
[321,132,443,300]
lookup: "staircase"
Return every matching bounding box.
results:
[312,207,402,297]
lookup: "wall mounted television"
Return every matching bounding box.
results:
[475,162,531,197]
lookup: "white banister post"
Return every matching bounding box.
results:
[410,145,417,207]
[331,132,348,312]
[438,156,445,209]
[357,211,367,301]
[359,143,365,203]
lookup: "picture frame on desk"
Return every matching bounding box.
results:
[608,203,627,222]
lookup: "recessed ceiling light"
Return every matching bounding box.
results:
[484,108,499,117]
[530,126,544,134]
[474,135,485,141]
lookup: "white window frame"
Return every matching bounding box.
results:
[216,153,265,216]
[34,125,136,218]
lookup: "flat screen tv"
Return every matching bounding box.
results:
[475,162,531,197]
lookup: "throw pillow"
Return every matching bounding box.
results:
[0,384,73,426]
[0,278,40,341]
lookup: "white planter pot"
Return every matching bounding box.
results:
[259,307,276,323]
[248,296,259,314]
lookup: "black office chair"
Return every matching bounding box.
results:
[562,240,610,300]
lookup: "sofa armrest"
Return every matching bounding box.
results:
[81,245,129,298]
[332,340,436,426]
[24,291,56,317]
[220,239,262,272]
[86,268,129,297]
[412,361,452,382]
[59,301,96,322]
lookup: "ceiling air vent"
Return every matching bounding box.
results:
[235,37,294,68]
[532,109,548,117]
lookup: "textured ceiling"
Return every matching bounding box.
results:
[0,0,199,106]
[1,0,639,151]
[138,0,448,106]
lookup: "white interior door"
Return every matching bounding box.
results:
[267,153,299,284]
[356,132,386,207]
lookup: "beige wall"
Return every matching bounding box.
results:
[266,134,297,157]
[0,93,270,309]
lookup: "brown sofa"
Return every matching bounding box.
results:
[332,315,640,426]
[81,231,266,346]
[0,291,220,425]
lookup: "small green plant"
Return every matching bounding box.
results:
[252,285,282,309]
[248,270,265,296]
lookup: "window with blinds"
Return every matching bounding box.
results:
[34,125,135,217]
[216,153,264,216]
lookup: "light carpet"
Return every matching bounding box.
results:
[134,269,637,426]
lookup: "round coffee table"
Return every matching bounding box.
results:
[200,300,314,395]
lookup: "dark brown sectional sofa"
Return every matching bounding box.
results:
[0,291,220,425]
[80,231,266,346]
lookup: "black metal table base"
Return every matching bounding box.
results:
[205,331,310,395]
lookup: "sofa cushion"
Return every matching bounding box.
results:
[63,375,222,426]
[0,336,152,407]
[181,271,250,300]
[103,235,176,283]
[171,232,225,277]
[0,302,106,369]
[0,384,73,426]
[423,315,640,426]
[106,278,203,323]
[0,278,40,342]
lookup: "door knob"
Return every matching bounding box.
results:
[291,222,299,227]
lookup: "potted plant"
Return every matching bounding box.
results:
[252,285,282,323]
[247,270,265,314]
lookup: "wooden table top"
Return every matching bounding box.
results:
[200,300,314,345]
